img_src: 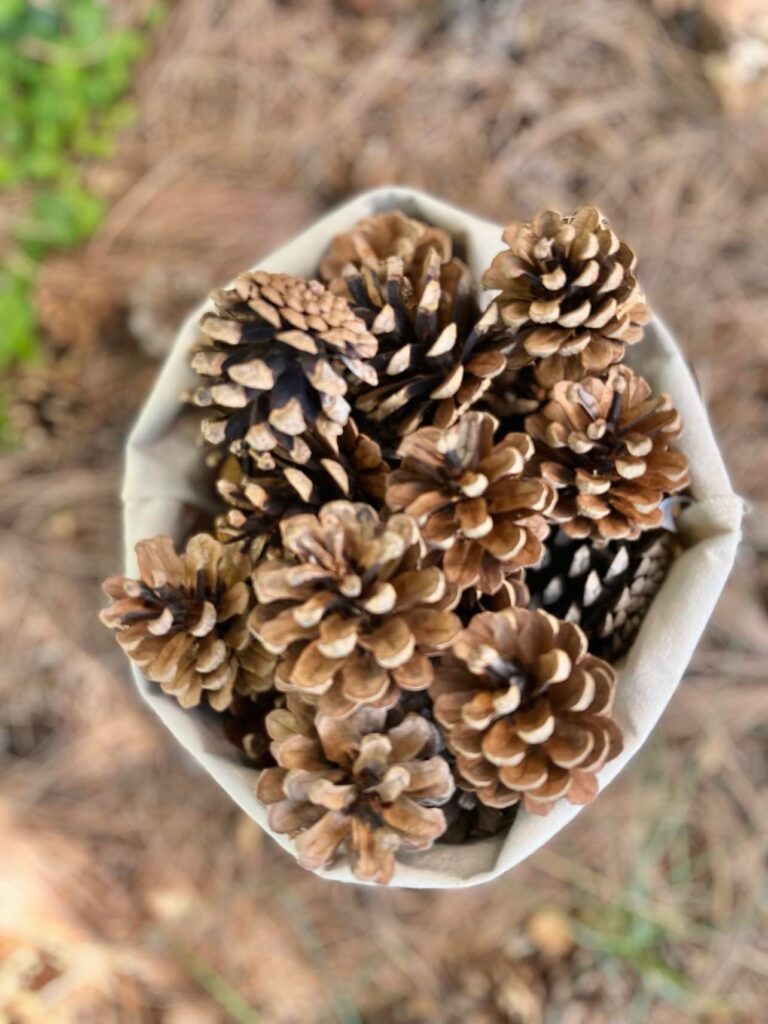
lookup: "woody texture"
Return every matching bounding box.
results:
[101,203,692,884]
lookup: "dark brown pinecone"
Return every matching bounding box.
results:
[346,252,512,439]
[214,421,390,558]
[526,528,679,662]
[257,696,454,883]
[432,608,623,814]
[190,271,378,463]
[222,691,286,768]
[249,501,462,717]
[386,412,555,593]
[526,365,690,541]
[319,209,453,294]
[440,787,520,844]
[483,206,650,387]
[100,534,275,711]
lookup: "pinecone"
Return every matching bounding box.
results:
[319,209,453,294]
[256,696,454,883]
[249,502,462,718]
[526,528,678,662]
[100,534,275,711]
[440,787,520,844]
[346,252,511,439]
[432,608,623,814]
[190,271,378,463]
[222,691,285,768]
[483,206,650,387]
[526,365,689,541]
[386,412,556,593]
[215,422,390,558]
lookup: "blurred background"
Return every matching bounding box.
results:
[1,1,767,1021]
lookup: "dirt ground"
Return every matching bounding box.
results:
[1,1,767,1021]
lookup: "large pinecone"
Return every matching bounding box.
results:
[191,272,378,463]
[215,422,389,558]
[433,608,622,814]
[249,502,462,718]
[319,210,453,294]
[527,528,678,662]
[257,696,454,883]
[100,534,275,710]
[346,252,511,439]
[483,206,650,387]
[526,365,689,541]
[386,412,555,593]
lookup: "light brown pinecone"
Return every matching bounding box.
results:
[100,534,275,711]
[257,696,454,883]
[346,251,512,439]
[433,608,622,813]
[191,271,378,463]
[215,421,390,558]
[319,210,453,294]
[483,206,650,386]
[249,502,462,717]
[525,365,689,541]
[527,528,678,662]
[386,412,556,594]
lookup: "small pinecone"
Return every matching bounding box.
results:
[100,534,275,711]
[249,502,462,718]
[222,691,285,768]
[346,251,511,439]
[433,608,623,814]
[190,271,378,463]
[386,412,556,593]
[526,528,678,662]
[257,696,454,883]
[526,365,689,541]
[483,206,650,386]
[319,210,453,294]
[214,422,390,558]
[440,788,520,844]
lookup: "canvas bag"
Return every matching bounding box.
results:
[122,187,743,888]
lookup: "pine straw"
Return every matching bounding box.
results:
[2,0,767,1021]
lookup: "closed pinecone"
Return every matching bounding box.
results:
[433,608,623,814]
[346,251,511,439]
[319,209,453,294]
[386,412,556,593]
[256,697,454,883]
[483,206,650,387]
[100,534,275,711]
[249,502,462,718]
[215,422,389,558]
[527,528,678,662]
[191,271,378,463]
[526,365,689,541]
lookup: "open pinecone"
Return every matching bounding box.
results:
[433,608,622,813]
[215,422,389,558]
[249,502,462,718]
[99,534,275,710]
[526,365,689,541]
[483,206,650,387]
[386,412,556,593]
[346,252,511,439]
[257,697,454,883]
[320,209,453,294]
[191,272,378,463]
[527,528,678,661]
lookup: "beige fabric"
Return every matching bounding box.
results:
[122,187,743,889]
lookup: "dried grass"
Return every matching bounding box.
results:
[2,1,767,1021]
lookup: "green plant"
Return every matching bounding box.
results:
[0,0,164,369]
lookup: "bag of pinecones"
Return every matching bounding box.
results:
[105,189,742,887]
